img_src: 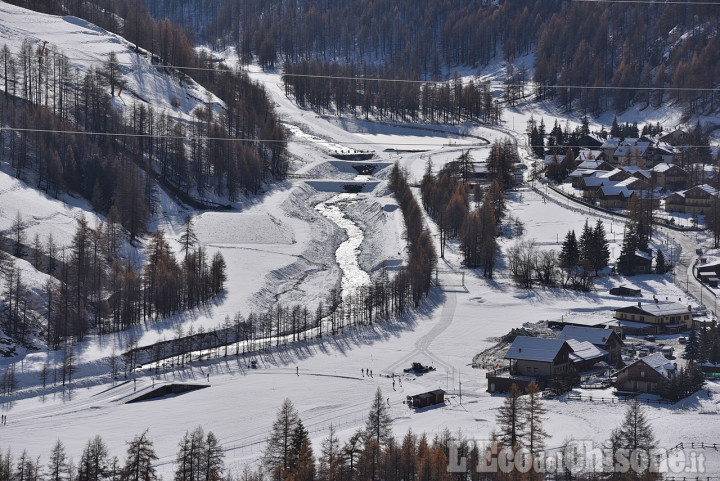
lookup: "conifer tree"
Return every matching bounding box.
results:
[559,230,579,271]
[609,401,656,472]
[78,435,110,481]
[578,219,594,271]
[592,219,611,275]
[47,440,69,481]
[683,328,700,365]
[365,387,392,447]
[524,382,548,454]
[496,383,526,449]
[178,215,199,259]
[655,249,667,274]
[122,430,158,481]
[318,425,342,481]
[263,399,301,481]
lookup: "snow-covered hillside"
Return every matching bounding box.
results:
[0,1,223,121]
[1,3,719,479]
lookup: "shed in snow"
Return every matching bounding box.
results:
[408,389,445,409]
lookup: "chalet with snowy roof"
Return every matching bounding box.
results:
[649,144,677,165]
[664,184,718,215]
[575,168,630,190]
[613,301,693,334]
[614,141,651,166]
[565,339,609,372]
[651,163,689,191]
[614,352,676,394]
[558,326,624,363]
[487,336,612,393]
[504,337,573,378]
[659,129,688,147]
[576,158,613,170]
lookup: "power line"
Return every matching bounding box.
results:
[0,126,714,151]
[3,49,720,92]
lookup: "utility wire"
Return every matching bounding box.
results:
[0,126,714,151]
[2,50,720,92]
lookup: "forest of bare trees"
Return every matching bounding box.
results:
[0,212,226,349]
[135,0,720,117]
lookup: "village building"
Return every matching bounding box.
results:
[664,184,718,215]
[487,336,611,393]
[613,301,693,334]
[558,326,624,363]
[659,129,689,147]
[614,352,676,394]
[651,163,689,192]
[698,262,720,288]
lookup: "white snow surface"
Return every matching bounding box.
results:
[0,5,719,478]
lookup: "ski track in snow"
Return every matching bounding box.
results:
[383,292,457,376]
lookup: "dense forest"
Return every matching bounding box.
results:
[1,0,287,212]
[136,0,720,118]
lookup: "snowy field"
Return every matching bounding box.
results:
[0,3,719,478]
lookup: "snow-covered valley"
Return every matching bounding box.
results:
[0,2,720,479]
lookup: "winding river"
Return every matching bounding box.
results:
[315,193,371,296]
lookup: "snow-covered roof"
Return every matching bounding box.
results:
[577,159,605,169]
[619,301,690,316]
[600,185,633,197]
[615,142,650,158]
[652,162,675,173]
[603,319,653,329]
[694,184,718,196]
[602,138,621,148]
[569,168,596,178]
[558,326,617,346]
[638,352,676,379]
[504,337,567,363]
[566,339,608,362]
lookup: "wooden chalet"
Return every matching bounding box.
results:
[487,336,610,393]
[664,184,718,215]
[558,326,624,363]
[659,129,688,147]
[613,301,693,334]
[596,184,636,208]
[505,337,573,378]
[651,163,688,192]
[614,352,676,394]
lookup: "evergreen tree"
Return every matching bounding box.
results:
[610,401,656,454]
[178,215,198,259]
[578,219,594,272]
[559,230,579,271]
[655,249,667,274]
[592,219,611,275]
[617,222,646,275]
[289,419,310,473]
[683,328,700,365]
[365,387,392,447]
